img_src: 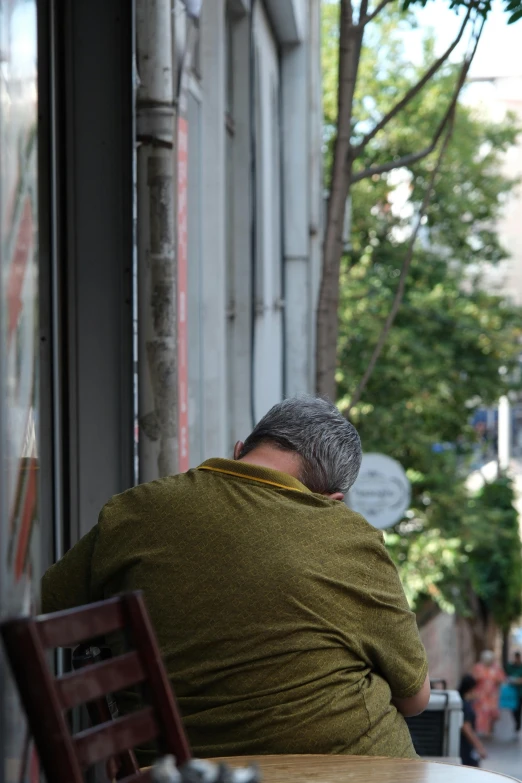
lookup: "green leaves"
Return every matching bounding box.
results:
[461,478,522,630]
[508,7,522,23]
[401,0,522,24]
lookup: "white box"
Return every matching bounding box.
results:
[406,690,463,759]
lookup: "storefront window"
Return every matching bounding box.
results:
[0,0,40,778]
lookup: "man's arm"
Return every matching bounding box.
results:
[41,525,100,613]
[356,530,430,712]
[392,673,431,717]
[42,483,158,614]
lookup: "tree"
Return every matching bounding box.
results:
[324,11,522,645]
[461,477,522,657]
[385,474,522,655]
[317,0,522,401]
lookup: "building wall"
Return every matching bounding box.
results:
[185,0,322,466]
[497,94,522,306]
[468,80,522,306]
[420,613,476,689]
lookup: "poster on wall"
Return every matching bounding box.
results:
[0,0,40,780]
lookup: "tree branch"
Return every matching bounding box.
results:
[344,20,487,415]
[345,18,486,414]
[352,144,437,183]
[351,41,474,184]
[351,5,473,157]
[363,0,395,26]
[358,0,370,25]
[316,0,366,398]
[345,118,456,414]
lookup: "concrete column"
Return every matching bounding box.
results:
[281,8,311,397]
[137,0,178,481]
[200,0,228,456]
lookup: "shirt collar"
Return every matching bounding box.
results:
[197,458,311,494]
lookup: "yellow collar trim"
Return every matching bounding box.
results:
[198,465,306,494]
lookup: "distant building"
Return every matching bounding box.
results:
[466,77,522,305]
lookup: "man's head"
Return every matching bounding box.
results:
[480,649,495,667]
[514,652,521,664]
[234,396,362,498]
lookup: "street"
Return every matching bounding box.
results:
[482,729,522,780]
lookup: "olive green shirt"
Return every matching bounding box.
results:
[42,458,427,759]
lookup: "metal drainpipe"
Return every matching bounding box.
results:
[136,0,178,482]
[249,0,258,428]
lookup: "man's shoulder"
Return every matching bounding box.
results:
[331,502,385,541]
[100,471,197,518]
[322,502,387,558]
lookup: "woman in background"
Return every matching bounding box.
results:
[471,650,505,737]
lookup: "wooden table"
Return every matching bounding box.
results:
[209,755,520,782]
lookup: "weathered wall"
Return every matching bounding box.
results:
[420,613,476,688]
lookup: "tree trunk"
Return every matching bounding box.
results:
[466,587,500,662]
[315,1,363,400]
[501,628,509,670]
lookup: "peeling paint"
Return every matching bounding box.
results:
[137,0,179,480]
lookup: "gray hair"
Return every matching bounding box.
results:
[239,396,362,495]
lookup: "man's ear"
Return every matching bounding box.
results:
[234,441,244,460]
[326,492,344,502]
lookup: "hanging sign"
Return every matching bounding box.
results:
[347,453,411,530]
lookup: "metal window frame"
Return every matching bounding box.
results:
[38,0,135,558]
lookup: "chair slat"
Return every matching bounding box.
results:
[118,768,155,783]
[121,593,192,765]
[37,597,125,648]
[56,651,145,710]
[74,707,158,768]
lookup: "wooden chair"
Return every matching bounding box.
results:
[71,642,140,779]
[0,591,192,783]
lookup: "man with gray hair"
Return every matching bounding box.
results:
[235,395,361,496]
[42,395,429,763]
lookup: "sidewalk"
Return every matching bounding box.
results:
[481,731,522,781]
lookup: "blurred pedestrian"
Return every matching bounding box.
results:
[459,675,487,767]
[471,650,506,737]
[505,651,522,733]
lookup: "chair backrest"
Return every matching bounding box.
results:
[1,591,192,783]
[71,642,140,780]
